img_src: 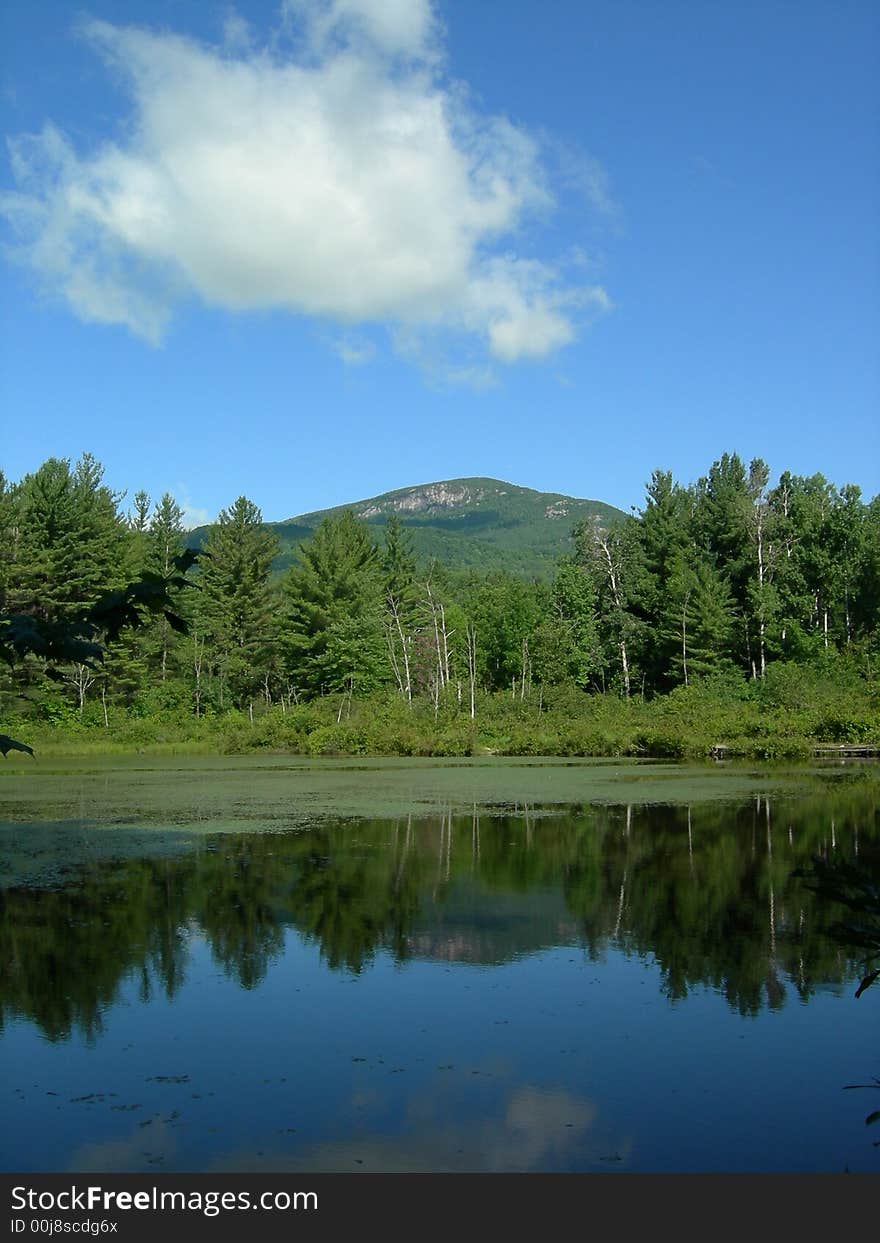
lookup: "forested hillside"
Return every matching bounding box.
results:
[188,477,625,578]
[1,452,878,757]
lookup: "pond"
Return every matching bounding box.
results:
[1,756,878,1173]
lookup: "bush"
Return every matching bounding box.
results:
[305,724,369,756]
[811,713,877,743]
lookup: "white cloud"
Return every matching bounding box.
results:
[0,2,610,365]
[335,334,376,365]
[282,0,439,61]
[176,493,213,530]
[222,11,255,53]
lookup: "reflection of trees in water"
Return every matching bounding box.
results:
[795,852,880,1148]
[195,845,286,990]
[798,855,880,998]
[289,815,426,971]
[1,780,878,1039]
[563,793,877,1015]
[0,858,192,1043]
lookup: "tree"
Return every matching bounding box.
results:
[660,554,735,685]
[281,511,386,697]
[745,458,777,679]
[197,497,279,710]
[574,516,644,697]
[690,456,747,664]
[459,572,545,694]
[632,470,694,689]
[145,494,188,682]
[0,470,16,613]
[530,557,601,689]
[4,454,132,714]
[1,550,199,752]
[128,490,152,535]
[382,515,420,702]
[8,454,128,624]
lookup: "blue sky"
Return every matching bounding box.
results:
[1,0,877,526]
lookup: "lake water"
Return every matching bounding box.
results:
[1,756,878,1173]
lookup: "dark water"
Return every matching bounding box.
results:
[1,758,878,1173]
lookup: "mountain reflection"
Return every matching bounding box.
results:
[1,785,877,1041]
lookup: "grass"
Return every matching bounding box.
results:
[5,666,877,761]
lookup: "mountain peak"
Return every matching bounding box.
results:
[273,477,624,577]
[188,478,623,577]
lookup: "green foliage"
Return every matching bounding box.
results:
[196,477,626,581]
[281,510,386,696]
[659,554,736,685]
[10,454,129,621]
[197,496,279,709]
[2,451,878,759]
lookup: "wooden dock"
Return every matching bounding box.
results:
[709,743,878,759]
[811,744,879,757]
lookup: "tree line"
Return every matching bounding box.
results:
[0,451,877,741]
[3,787,875,1039]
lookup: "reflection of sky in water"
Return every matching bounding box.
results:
[2,931,878,1173]
[2,773,879,1174]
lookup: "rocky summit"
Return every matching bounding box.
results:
[270,477,624,577]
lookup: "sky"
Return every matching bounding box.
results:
[1,0,877,527]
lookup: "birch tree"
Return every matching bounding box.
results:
[574,518,642,698]
[382,516,419,702]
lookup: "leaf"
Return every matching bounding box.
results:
[865,1111,880,1127]
[1,613,105,666]
[855,969,880,1000]
[163,610,189,635]
[0,734,35,759]
[174,548,202,573]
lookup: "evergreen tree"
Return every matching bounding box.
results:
[634,470,694,688]
[198,496,279,709]
[825,484,870,650]
[128,490,152,535]
[9,454,128,622]
[659,554,735,684]
[5,454,130,713]
[692,453,751,666]
[853,495,880,659]
[0,470,16,612]
[744,457,778,678]
[382,515,419,606]
[773,473,838,659]
[281,511,386,696]
[145,494,188,683]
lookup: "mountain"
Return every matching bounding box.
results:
[191,477,625,578]
[404,879,582,966]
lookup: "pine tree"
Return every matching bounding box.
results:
[197,497,279,710]
[7,454,130,713]
[692,453,751,667]
[853,495,880,657]
[146,494,188,683]
[634,470,694,688]
[660,555,735,685]
[9,456,125,621]
[281,511,386,696]
[0,470,16,612]
[129,490,152,535]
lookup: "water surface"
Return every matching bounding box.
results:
[1,757,878,1172]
